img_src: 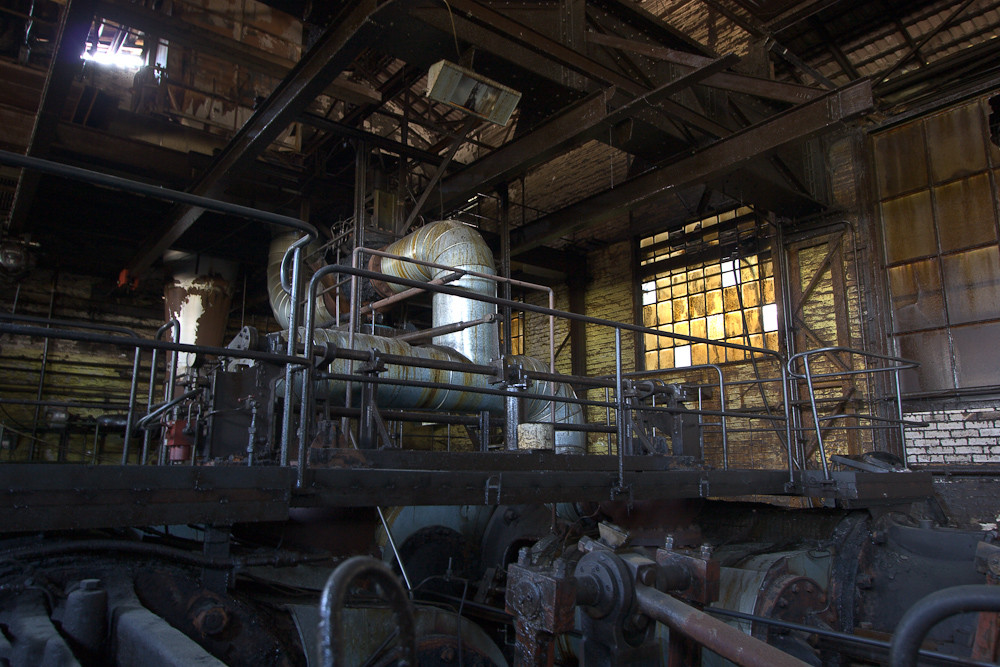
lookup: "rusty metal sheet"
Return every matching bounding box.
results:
[952,321,1000,388]
[894,330,953,393]
[881,191,937,264]
[934,173,998,252]
[887,259,946,333]
[873,122,928,199]
[925,101,989,184]
[942,245,1000,325]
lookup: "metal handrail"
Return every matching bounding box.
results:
[0,150,318,468]
[785,346,919,480]
[305,262,798,482]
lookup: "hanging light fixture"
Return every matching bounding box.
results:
[426,60,521,126]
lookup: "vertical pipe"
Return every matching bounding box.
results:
[281,245,302,466]
[615,329,626,478]
[29,271,57,458]
[781,364,795,484]
[142,348,158,464]
[605,387,611,436]
[498,185,512,357]
[376,506,413,591]
[803,356,830,480]
[156,319,180,466]
[695,385,702,457]
[505,393,520,451]
[120,347,141,464]
[713,365,728,470]
[895,365,908,466]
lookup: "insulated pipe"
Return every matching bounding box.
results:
[289,327,584,452]
[889,585,1000,667]
[285,221,585,457]
[268,232,335,330]
[368,220,499,365]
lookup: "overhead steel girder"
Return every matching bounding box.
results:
[510,79,873,255]
[125,0,411,277]
[585,32,823,105]
[411,0,729,139]
[431,55,737,216]
[95,0,381,106]
[6,0,96,235]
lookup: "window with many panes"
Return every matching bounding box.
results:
[640,208,779,369]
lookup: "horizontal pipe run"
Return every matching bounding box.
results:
[0,323,311,367]
[320,406,616,433]
[633,403,786,422]
[789,366,919,381]
[525,370,618,389]
[812,413,926,426]
[323,405,504,426]
[326,346,497,376]
[0,312,139,337]
[0,150,319,243]
[394,315,495,344]
[0,398,131,411]
[0,539,327,570]
[787,346,918,379]
[357,246,553,297]
[360,271,463,314]
[332,263,782,361]
[316,372,615,410]
[635,584,807,667]
[704,607,989,667]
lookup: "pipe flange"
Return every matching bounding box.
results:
[575,549,635,622]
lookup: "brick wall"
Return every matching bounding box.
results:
[520,240,634,454]
[904,401,1000,465]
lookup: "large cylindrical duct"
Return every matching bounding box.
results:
[369,220,498,365]
[296,328,583,452]
[268,232,336,330]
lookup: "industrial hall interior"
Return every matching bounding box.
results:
[2,0,1000,664]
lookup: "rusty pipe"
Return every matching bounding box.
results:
[635,584,808,667]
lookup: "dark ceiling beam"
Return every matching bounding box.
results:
[434,91,610,214]
[699,0,836,89]
[414,1,731,139]
[587,0,714,56]
[585,32,822,104]
[761,0,845,34]
[874,36,1000,104]
[6,0,95,236]
[95,0,381,106]
[432,54,736,215]
[125,0,407,277]
[510,79,873,255]
[299,112,445,167]
[885,8,928,69]
[873,0,976,86]
[809,17,860,81]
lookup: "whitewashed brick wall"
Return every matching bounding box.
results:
[905,402,1000,465]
